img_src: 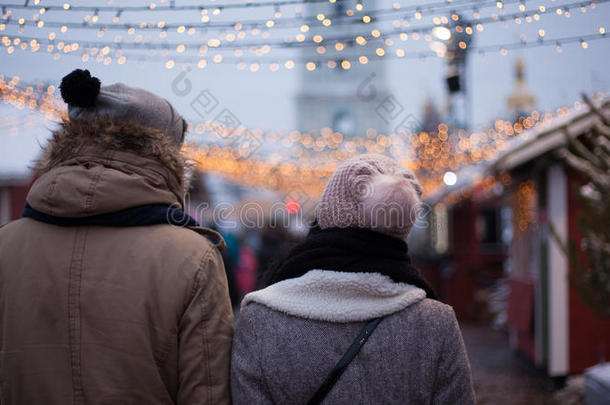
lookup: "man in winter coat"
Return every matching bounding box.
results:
[0,70,233,404]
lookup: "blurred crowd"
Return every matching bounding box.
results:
[213,224,302,309]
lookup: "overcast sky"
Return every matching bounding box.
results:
[2,0,610,134]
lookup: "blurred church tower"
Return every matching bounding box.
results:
[507,59,536,121]
[420,97,442,134]
[296,0,389,137]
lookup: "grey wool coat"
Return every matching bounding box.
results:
[231,270,475,404]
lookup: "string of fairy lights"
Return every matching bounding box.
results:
[1,0,556,33]
[1,74,602,197]
[3,1,606,50]
[2,0,606,49]
[0,0,551,22]
[0,0,607,69]
[2,31,606,71]
[3,0,368,12]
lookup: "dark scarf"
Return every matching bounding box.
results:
[22,203,198,227]
[263,225,436,299]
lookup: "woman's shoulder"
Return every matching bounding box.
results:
[236,301,293,330]
[388,298,459,330]
[410,298,455,316]
[238,301,274,320]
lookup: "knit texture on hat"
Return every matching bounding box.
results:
[315,154,423,239]
[60,69,185,145]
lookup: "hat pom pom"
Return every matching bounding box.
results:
[60,69,100,108]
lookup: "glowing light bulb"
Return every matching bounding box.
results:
[432,26,451,41]
[443,171,457,186]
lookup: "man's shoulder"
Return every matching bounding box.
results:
[1,218,222,250]
[0,217,41,238]
[143,225,226,276]
[128,224,224,256]
[183,226,226,252]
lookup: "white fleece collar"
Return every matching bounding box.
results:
[241,270,426,322]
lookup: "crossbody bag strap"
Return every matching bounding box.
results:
[308,317,384,405]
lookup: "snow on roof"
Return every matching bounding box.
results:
[426,96,610,205]
[0,104,57,184]
[492,97,609,172]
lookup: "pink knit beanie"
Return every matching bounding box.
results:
[315,154,424,239]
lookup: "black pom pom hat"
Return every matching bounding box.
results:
[59,69,186,145]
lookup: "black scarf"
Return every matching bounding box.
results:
[22,203,199,227]
[263,225,436,299]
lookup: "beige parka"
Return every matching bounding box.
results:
[0,119,233,404]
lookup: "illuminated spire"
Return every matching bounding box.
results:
[507,58,535,118]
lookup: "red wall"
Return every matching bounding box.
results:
[566,172,610,373]
[569,289,610,372]
[507,278,536,362]
[444,199,477,320]
[441,198,507,322]
[10,184,30,220]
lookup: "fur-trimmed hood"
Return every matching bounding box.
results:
[27,118,188,217]
[241,270,426,322]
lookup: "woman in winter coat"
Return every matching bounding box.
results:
[231,154,475,404]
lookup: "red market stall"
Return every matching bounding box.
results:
[422,97,610,377]
[492,98,610,377]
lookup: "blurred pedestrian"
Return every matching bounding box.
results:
[232,154,475,404]
[0,70,233,404]
[235,234,259,298]
[209,227,242,309]
[255,223,295,290]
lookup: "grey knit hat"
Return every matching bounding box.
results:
[60,69,185,144]
[315,154,424,239]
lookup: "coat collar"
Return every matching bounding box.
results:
[242,270,426,322]
[27,118,186,217]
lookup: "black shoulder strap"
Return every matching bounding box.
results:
[308,317,383,405]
